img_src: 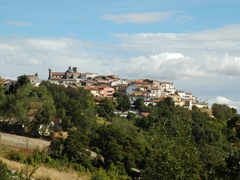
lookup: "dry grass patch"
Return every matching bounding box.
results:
[0,156,90,180]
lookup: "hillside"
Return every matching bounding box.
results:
[0,132,89,180]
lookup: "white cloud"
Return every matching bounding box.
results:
[1,24,240,103]
[0,37,113,79]
[114,24,240,54]
[102,11,175,24]
[151,52,184,60]
[209,96,240,110]
[6,21,33,26]
[1,25,240,82]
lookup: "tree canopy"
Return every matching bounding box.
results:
[1,82,240,179]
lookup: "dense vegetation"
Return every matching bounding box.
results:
[1,76,240,179]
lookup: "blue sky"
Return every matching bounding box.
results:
[1,0,240,109]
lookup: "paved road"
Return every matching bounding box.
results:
[0,132,50,151]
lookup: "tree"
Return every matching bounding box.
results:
[209,150,240,180]
[63,130,92,169]
[133,98,144,111]
[227,115,240,139]
[75,107,97,135]
[0,77,3,85]
[10,83,35,123]
[97,98,116,119]
[56,108,71,130]
[114,92,131,112]
[224,150,240,179]
[212,103,233,121]
[163,97,174,107]
[49,137,65,159]
[91,124,146,175]
[142,119,200,180]
[0,85,7,109]
[8,75,30,94]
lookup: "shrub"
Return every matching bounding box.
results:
[6,150,26,163]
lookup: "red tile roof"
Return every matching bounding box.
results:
[141,112,150,117]
[51,72,65,75]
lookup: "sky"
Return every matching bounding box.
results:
[1,0,240,110]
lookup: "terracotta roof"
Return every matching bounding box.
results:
[51,72,65,75]
[151,87,159,90]
[84,86,92,90]
[134,81,151,85]
[141,112,150,117]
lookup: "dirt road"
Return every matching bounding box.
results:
[0,132,50,151]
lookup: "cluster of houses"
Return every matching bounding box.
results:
[2,66,208,110]
[48,66,208,109]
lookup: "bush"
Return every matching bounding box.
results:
[0,160,12,180]
[6,150,26,163]
[91,168,110,180]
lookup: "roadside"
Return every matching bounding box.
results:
[0,132,50,151]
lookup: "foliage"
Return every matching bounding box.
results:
[90,124,146,175]
[211,103,236,121]
[6,150,26,163]
[142,119,200,180]
[133,98,144,111]
[227,115,240,139]
[49,137,65,159]
[40,82,94,129]
[114,92,131,112]
[223,150,240,179]
[97,97,117,120]
[63,130,93,170]
[1,81,240,179]
[0,160,12,180]
[91,164,131,180]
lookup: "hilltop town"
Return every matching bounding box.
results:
[2,65,208,110]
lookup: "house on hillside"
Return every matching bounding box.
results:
[126,81,151,95]
[18,72,41,86]
[128,94,152,104]
[111,79,129,86]
[143,78,161,86]
[177,90,185,100]
[160,82,175,94]
[192,102,208,109]
[84,86,115,97]
[81,72,98,80]
[114,85,128,94]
